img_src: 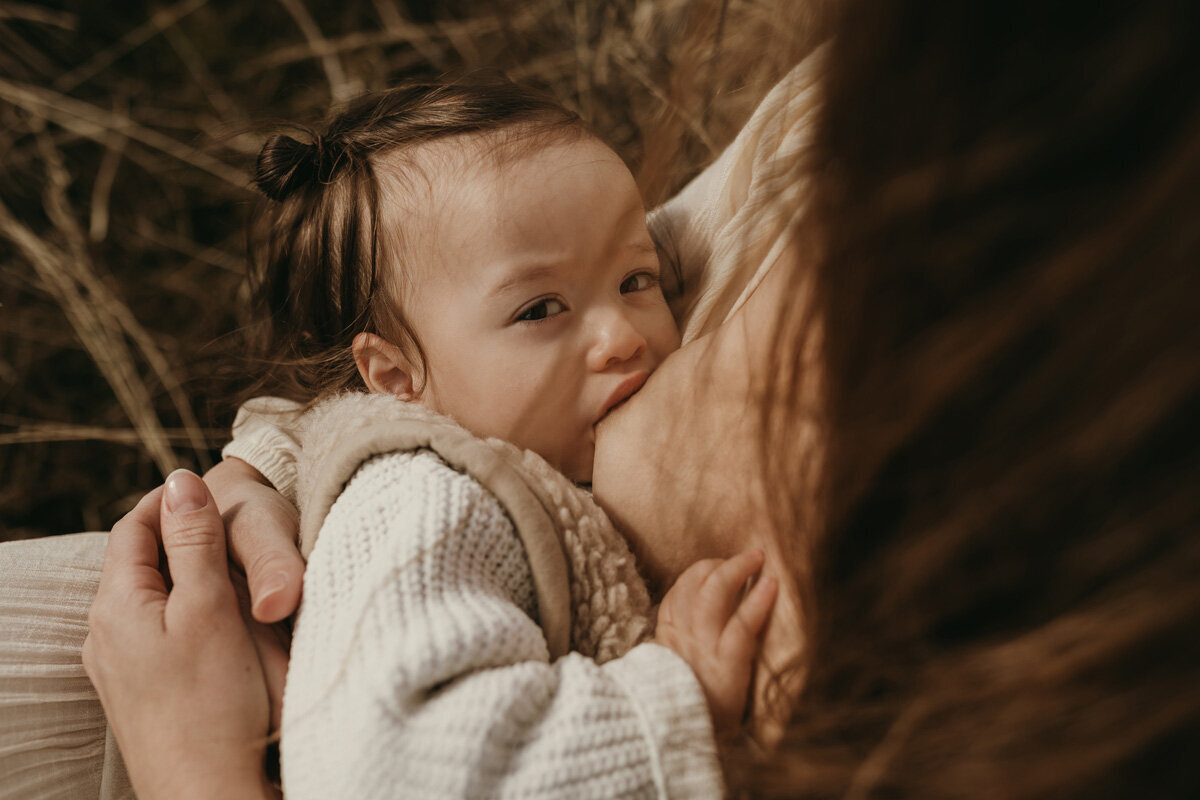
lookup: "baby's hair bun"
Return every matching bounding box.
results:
[254,133,320,201]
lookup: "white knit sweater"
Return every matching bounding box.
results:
[278,396,723,799]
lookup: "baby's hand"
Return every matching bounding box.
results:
[653,549,777,737]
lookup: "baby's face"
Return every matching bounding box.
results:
[385,134,680,482]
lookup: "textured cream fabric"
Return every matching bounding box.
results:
[295,394,575,658]
[296,392,656,663]
[283,449,721,798]
[0,533,133,800]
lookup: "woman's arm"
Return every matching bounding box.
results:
[282,450,723,799]
[83,470,278,800]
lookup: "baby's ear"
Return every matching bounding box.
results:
[352,332,423,401]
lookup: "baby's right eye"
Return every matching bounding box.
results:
[516,297,567,323]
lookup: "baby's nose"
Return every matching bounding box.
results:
[586,310,647,371]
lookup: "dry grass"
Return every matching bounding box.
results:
[0,0,821,540]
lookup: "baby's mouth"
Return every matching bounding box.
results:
[597,371,650,424]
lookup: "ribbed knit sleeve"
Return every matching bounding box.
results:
[281,450,722,800]
[220,396,304,504]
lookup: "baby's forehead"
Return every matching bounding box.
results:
[376,123,602,195]
[374,130,631,263]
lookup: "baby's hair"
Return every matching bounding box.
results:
[244,74,588,403]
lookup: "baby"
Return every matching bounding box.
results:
[238,76,776,798]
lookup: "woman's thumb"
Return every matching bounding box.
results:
[161,469,232,598]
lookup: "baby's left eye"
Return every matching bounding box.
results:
[620,273,658,293]
[516,297,567,322]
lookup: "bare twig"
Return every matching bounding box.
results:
[162,22,247,125]
[0,196,181,475]
[238,0,559,77]
[506,52,576,83]
[372,0,447,70]
[0,25,58,78]
[0,2,77,30]
[54,0,210,92]
[701,0,730,129]
[0,424,224,446]
[276,0,356,103]
[89,131,127,242]
[573,0,593,120]
[132,220,244,273]
[611,50,717,154]
[0,77,250,189]
[31,127,212,470]
[439,16,483,67]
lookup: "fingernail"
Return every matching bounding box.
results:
[164,469,208,514]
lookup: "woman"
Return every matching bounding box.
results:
[83,0,1200,797]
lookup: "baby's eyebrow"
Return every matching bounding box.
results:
[487,263,561,298]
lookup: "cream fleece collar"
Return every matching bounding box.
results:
[295,392,653,663]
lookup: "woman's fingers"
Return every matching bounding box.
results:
[160,470,234,609]
[654,550,775,738]
[95,486,168,605]
[674,558,724,590]
[87,487,168,681]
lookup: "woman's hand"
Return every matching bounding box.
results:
[83,470,279,800]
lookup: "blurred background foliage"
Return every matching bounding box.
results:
[0,0,820,540]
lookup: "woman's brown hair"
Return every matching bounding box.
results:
[736,0,1200,796]
[245,75,585,402]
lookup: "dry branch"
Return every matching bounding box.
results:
[0,195,182,475]
[0,77,250,189]
[53,0,211,92]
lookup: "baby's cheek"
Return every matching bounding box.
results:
[651,308,683,360]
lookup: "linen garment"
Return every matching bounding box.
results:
[0,534,133,800]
